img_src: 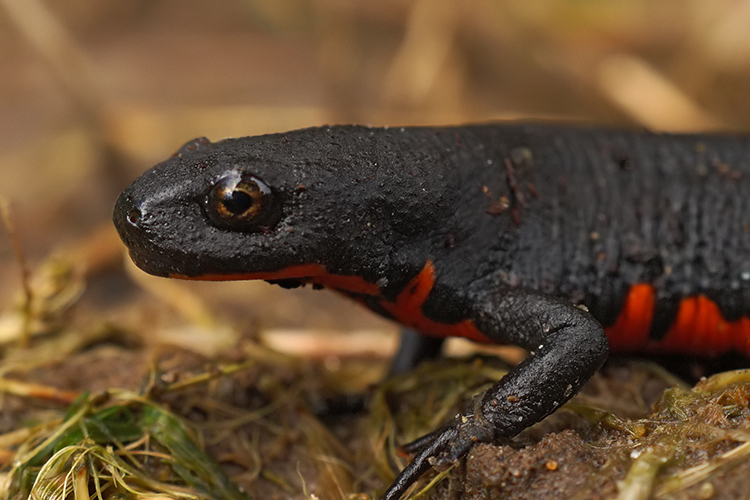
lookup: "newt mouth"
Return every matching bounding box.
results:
[113,190,173,277]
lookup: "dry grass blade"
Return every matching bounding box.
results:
[0,378,80,405]
[655,438,750,497]
[409,467,453,500]
[695,369,750,392]
[616,446,671,500]
[296,411,353,497]
[158,361,257,393]
[4,392,252,500]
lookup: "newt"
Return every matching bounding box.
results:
[113,123,750,499]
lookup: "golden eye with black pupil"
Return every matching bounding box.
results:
[204,171,280,232]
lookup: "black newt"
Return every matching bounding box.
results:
[113,123,750,499]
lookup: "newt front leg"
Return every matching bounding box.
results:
[382,289,609,499]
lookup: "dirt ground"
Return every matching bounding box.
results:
[2,2,750,499]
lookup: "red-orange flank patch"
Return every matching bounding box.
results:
[605,283,750,356]
[175,260,489,342]
[171,263,380,295]
[378,261,489,343]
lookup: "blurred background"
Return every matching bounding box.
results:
[2,0,750,336]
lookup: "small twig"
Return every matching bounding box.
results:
[0,198,33,346]
[160,361,257,393]
[0,377,81,404]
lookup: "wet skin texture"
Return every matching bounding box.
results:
[114,123,750,499]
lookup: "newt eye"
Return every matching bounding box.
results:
[204,171,280,231]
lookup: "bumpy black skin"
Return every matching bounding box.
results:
[114,124,750,499]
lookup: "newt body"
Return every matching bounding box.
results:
[113,124,750,499]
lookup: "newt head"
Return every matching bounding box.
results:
[112,126,456,288]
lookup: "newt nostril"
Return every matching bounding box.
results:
[113,191,145,235]
[127,206,142,227]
